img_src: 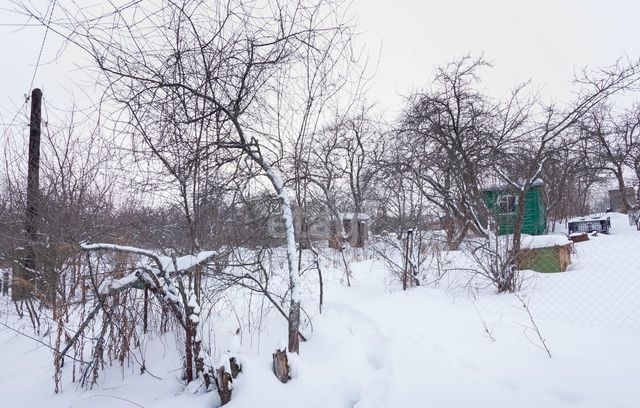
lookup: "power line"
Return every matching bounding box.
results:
[28,0,57,93]
[1,100,29,141]
[0,23,43,27]
[0,4,54,140]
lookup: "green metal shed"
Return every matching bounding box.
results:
[483,183,547,236]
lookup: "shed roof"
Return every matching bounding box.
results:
[567,214,610,224]
[340,212,370,221]
[521,234,572,249]
[482,179,544,192]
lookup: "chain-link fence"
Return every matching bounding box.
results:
[458,212,640,330]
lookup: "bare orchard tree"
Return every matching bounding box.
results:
[398,56,498,248]
[580,103,640,211]
[305,125,347,248]
[628,107,640,196]
[369,137,445,290]
[293,104,383,251]
[70,244,221,390]
[334,106,385,247]
[16,0,356,357]
[492,59,640,291]
[279,17,362,251]
[541,139,605,229]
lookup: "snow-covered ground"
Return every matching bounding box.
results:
[1,213,639,407]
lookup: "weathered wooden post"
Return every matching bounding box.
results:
[1,266,8,296]
[13,89,42,301]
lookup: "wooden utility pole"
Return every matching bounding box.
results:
[13,89,42,301]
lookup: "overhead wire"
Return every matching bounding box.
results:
[28,0,58,94]
[1,0,57,144]
[1,100,29,141]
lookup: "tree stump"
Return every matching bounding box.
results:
[272,349,289,383]
[214,357,242,406]
[215,366,232,405]
[230,357,241,379]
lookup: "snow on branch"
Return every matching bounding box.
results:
[81,243,216,273]
[80,242,217,295]
[494,167,524,192]
[81,242,164,271]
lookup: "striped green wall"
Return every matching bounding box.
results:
[483,186,547,236]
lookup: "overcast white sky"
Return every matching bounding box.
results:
[1,0,640,124]
[351,0,640,114]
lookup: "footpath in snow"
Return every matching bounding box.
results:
[1,213,639,407]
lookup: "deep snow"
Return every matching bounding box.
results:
[0,213,639,408]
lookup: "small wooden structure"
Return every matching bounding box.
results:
[518,245,572,273]
[267,208,371,248]
[267,207,329,244]
[483,182,547,236]
[518,235,572,273]
[340,212,370,248]
[568,215,611,235]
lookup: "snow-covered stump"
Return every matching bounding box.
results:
[230,357,241,378]
[215,366,232,405]
[214,357,242,406]
[272,349,290,383]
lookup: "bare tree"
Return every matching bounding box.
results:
[398,56,497,249]
[491,59,640,291]
[14,0,357,359]
[541,139,604,228]
[579,104,640,211]
[628,108,640,196]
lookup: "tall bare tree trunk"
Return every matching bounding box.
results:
[249,150,301,354]
[614,165,632,212]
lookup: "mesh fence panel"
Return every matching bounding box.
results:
[470,212,640,330]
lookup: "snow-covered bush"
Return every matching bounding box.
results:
[465,233,522,293]
[370,229,451,290]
